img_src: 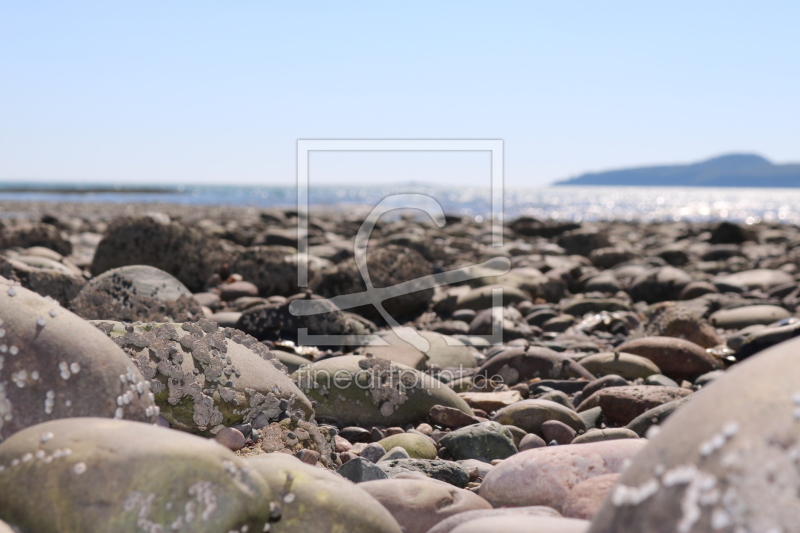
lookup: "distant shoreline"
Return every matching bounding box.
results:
[0,186,179,194]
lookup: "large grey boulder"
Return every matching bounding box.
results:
[589,336,800,533]
[0,281,156,442]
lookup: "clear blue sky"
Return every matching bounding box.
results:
[1,1,798,186]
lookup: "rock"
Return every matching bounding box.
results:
[0,223,72,256]
[589,336,800,533]
[571,428,640,444]
[561,298,630,316]
[625,397,693,437]
[580,375,629,400]
[359,478,492,533]
[340,426,373,443]
[355,329,478,370]
[439,421,518,461]
[454,284,529,311]
[231,246,330,297]
[0,283,157,441]
[378,458,470,487]
[735,321,800,359]
[459,391,524,413]
[311,245,434,323]
[192,291,221,310]
[377,433,437,460]
[0,519,12,533]
[207,311,241,327]
[562,473,620,520]
[558,228,611,257]
[0,418,276,532]
[218,280,259,301]
[429,404,484,429]
[519,432,547,451]
[578,406,603,430]
[541,420,577,445]
[709,304,792,330]
[476,346,595,386]
[380,446,411,462]
[294,448,320,465]
[479,439,646,512]
[0,253,85,307]
[714,268,794,292]
[293,355,473,427]
[91,215,228,292]
[214,426,245,451]
[237,296,377,345]
[709,221,754,244]
[678,281,719,300]
[577,386,693,426]
[429,508,567,533]
[644,305,724,348]
[449,515,590,533]
[93,319,311,435]
[644,374,679,387]
[338,456,390,483]
[360,442,387,463]
[628,267,692,304]
[492,399,586,437]
[615,337,723,380]
[248,453,402,533]
[576,352,661,380]
[71,265,204,323]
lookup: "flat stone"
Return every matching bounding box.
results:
[615,336,723,380]
[428,507,566,533]
[577,385,693,426]
[562,473,620,520]
[338,456,390,483]
[709,304,792,330]
[493,399,586,438]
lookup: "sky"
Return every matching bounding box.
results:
[1,1,798,187]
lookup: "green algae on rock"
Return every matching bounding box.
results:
[293,355,473,427]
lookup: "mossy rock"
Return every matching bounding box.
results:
[293,355,473,427]
[0,418,275,533]
[247,453,402,533]
[92,319,312,435]
[377,433,437,459]
[0,282,156,442]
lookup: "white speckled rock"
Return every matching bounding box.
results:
[0,281,156,442]
[0,418,275,532]
[479,439,646,512]
[589,336,800,533]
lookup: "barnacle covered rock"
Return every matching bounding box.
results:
[255,417,337,468]
[0,279,156,442]
[230,245,332,297]
[92,319,312,435]
[292,355,473,427]
[0,418,276,533]
[236,294,377,346]
[310,245,435,323]
[71,265,204,323]
[91,215,228,292]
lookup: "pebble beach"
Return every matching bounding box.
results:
[1,200,800,532]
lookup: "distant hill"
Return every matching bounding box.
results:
[554,154,800,187]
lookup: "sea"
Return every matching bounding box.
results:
[1,183,800,225]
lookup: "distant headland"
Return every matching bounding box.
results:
[554,154,800,188]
